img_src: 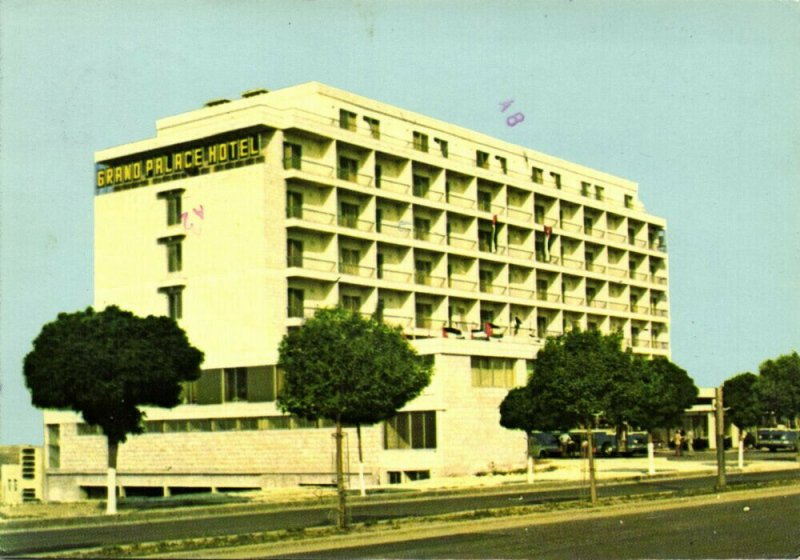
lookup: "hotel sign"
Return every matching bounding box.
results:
[96,129,263,189]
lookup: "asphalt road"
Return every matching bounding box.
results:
[2,468,799,556]
[275,492,800,559]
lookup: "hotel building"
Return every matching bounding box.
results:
[43,82,669,501]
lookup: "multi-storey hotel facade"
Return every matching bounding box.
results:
[43,82,670,501]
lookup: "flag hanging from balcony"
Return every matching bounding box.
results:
[492,215,499,253]
[544,226,553,261]
[442,326,464,339]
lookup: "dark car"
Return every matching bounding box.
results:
[757,429,799,452]
[528,431,561,458]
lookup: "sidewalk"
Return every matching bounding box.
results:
[1,453,796,523]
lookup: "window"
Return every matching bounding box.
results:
[77,423,102,436]
[476,150,489,169]
[384,411,437,449]
[581,182,591,197]
[339,109,356,131]
[376,252,384,279]
[21,449,36,480]
[158,235,184,273]
[224,367,248,402]
[479,269,494,292]
[550,172,561,189]
[412,174,430,197]
[478,228,493,252]
[338,202,359,228]
[477,190,492,212]
[413,131,429,152]
[288,288,304,318]
[363,116,380,139]
[286,191,303,218]
[375,164,382,188]
[534,205,545,225]
[167,241,182,272]
[531,167,543,184]
[624,194,633,209]
[496,156,507,174]
[159,285,184,319]
[283,142,302,170]
[47,424,60,469]
[414,260,432,285]
[157,189,185,226]
[341,294,361,311]
[471,357,515,388]
[434,138,448,157]
[338,156,358,181]
[415,301,433,327]
[413,217,431,241]
[339,247,361,275]
[584,216,593,234]
[536,316,547,338]
[595,185,604,201]
[287,238,303,267]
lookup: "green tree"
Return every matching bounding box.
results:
[631,357,698,473]
[277,307,432,529]
[23,306,204,514]
[526,329,634,502]
[757,352,800,428]
[723,372,763,433]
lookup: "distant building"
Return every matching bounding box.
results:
[0,446,43,504]
[43,82,670,501]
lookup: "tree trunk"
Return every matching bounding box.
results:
[106,438,118,515]
[526,432,534,484]
[647,431,656,475]
[587,427,597,504]
[356,424,366,497]
[334,419,348,530]
[738,431,745,469]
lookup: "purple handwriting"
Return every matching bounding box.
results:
[181,204,204,231]
[499,99,525,127]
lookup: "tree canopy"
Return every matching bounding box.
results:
[24,306,204,446]
[277,307,432,425]
[757,352,800,426]
[630,356,698,434]
[723,372,763,431]
[528,329,634,429]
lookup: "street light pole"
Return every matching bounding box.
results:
[715,385,726,491]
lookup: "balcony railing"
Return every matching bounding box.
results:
[508,246,534,260]
[479,281,507,295]
[446,191,476,209]
[337,214,375,232]
[287,206,336,226]
[562,295,585,306]
[507,207,532,222]
[585,262,606,274]
[561,257,584,270]
[338,262,376,278]
[414,272,446,288]
[448,234,477,250]
[537,291,562,303]
[509,287,535,299]
[560,220,583,233]
[606,265,627,278]
[413,229,446,244]
[287,255,336,273]
[378,176,411,195]
[448,277,477,291]
[378,267,413,283]
[377,220,413,239]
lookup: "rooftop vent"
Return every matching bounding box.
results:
[242,88,269,98]
[204,98,231,108]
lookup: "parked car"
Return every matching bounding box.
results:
[756,429,799,452]
[528,431,561,458]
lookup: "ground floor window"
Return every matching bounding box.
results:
[384,411,437,449]
[471,357,516,388]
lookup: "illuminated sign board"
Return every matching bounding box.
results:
[96,130,263,189]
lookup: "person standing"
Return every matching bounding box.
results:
[673,429,683,457]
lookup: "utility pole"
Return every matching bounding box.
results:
[715,385,726,491]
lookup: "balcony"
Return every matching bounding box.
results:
[338,261,376,279]
[414,272,446,288]
[448,234,477,251]
[377,267,412,283]
[337,214,375,233]
[479,281,507,296]
[287,255,337,273]
[448,277,477,291]
[286,206,336,226]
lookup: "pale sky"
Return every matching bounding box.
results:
[1,0,798,445]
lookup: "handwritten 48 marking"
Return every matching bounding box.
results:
[499,99,525,127]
